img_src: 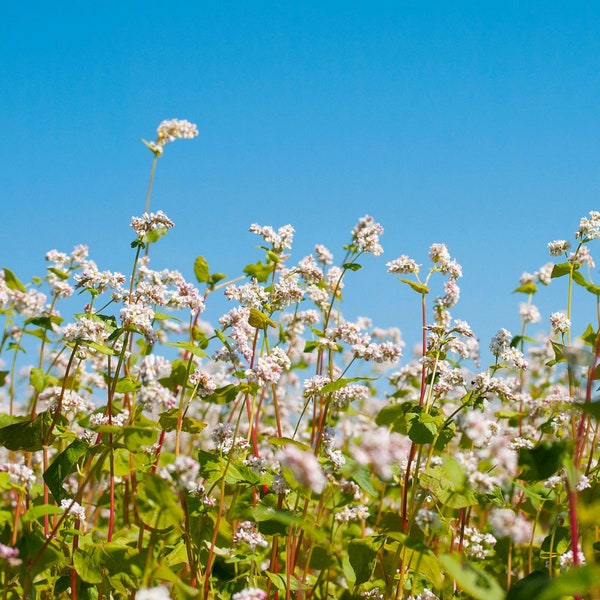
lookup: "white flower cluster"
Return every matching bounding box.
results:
[232,589,267,600]
[488,507,532,545]
[130,210,175,237]
[351,215,384,256]
[550,311,571,333]
[277,445,327,494]
[232,521,268,550]
[249,223,295,253]
[386,254,420,274]
[548,239,571,256]
[0,462,36,490]
[489,328,527,370]
[60,499,86,522]
[135,586,172,600]
[576,210,600,240]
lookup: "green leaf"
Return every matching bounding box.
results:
[506,571,550,600]
[438,554,505,600]
[243,260,273,282]
[536,565,600,600]
[47,266,70,280]
[141,226,168,245]
[203,383,240,404]
[25,315,63,329]
[0,371,8,387]
[551,262,573,279]
[342,262,362,271]
[114,376,141,393]
[29,367,45,392]
[348,538,378,587]
[513,282,538,294]
[159,409,207,434]
[518,441,566,482]
[248,308,276,329]
[122,426,159,451]
[43,438,89,502]
[572,270,600,295]
[399,278,429,294]
[576,400,600,420]
[194,256,210,283]
[21,503,64,523]
[340,457,377,497]
[0,410,54,451]
[3,267,27,292]
[420,457,479,508]
[166,340,208,358]
[408,411,438,444]
[135,473,184,530]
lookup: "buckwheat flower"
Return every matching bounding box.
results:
[136,586,172,600]
[559,549,586,570]
[296,255,324,283]
[89,409,129,428]
[429,243,450,264]
[130,210,175,237]
[350,427,409,481]
[326,265,345,295]
[462,526,497,559]
[570,245,595,268]
[332,384,370,408]
[40,387,94,416]
[519,302,541,324]
[550,311,571,333]
[501,346,528,370]
[435,279,460,309]
[305,284,328,309]
[548,240,571,256]
[189,369,217,397]
[212,422,235,451]
[156,118,198,145]
[303,375,331,397]
[74,262,126,293]
[406,590,439,600]
[387,255,420,275]
[576,210,600,240]
[490,328,512,358]
[489,508,532,545]
[415,509,440,532]
[270,269,304,309]
[272,472,290,494]
[314,244,333,265]
[277,445,327,494]
[135,354,172,382]
[137,383,177,411]
[0,462,36,490]
[537,262,554,285]
[249,223,295,253]
[63,315,109,344]
[232,589,267,600]
[60,499,86,522]
[120,301,156,343]
[10,288,47,318]
[519,271,536,285]
[233,521,268,550]
[351,215,384,256]
[0,544,22,567]
[244,455,267,473]
[335,504,370,523]
[159,456,201,492]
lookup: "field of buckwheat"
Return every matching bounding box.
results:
[1,119,600,600]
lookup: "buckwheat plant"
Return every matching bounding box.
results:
[1,123,600,600]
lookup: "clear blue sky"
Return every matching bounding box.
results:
[2,1,600,357]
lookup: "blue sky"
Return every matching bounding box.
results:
[2,1,600,358]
